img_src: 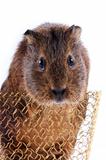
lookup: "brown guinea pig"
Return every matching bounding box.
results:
[0,23,90,160]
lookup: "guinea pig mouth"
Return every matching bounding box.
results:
[53,97,64,104]
[52,95,68,105]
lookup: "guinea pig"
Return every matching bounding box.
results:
[0,23,90,160]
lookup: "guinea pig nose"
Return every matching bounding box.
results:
[52,88,66,97]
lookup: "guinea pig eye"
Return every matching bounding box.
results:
[67,55,75,67]
[38,57,46,71]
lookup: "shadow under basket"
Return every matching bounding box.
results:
[0,91,100,160]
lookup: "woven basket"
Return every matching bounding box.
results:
[0,91,100,160]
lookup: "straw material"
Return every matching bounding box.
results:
[0,91,100,160]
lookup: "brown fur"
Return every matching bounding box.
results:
[0,23,90,160]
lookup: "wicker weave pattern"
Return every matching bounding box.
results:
[0,92,100,160]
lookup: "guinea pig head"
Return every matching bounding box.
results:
[23,24,89,106]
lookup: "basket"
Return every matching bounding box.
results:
[0,91,100,160]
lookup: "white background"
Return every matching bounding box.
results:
[0,0,106,159]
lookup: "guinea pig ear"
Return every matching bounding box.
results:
[65,25,82,43]
[24,29,45,44]
[24,30,38,53]
[24,30,35,44]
